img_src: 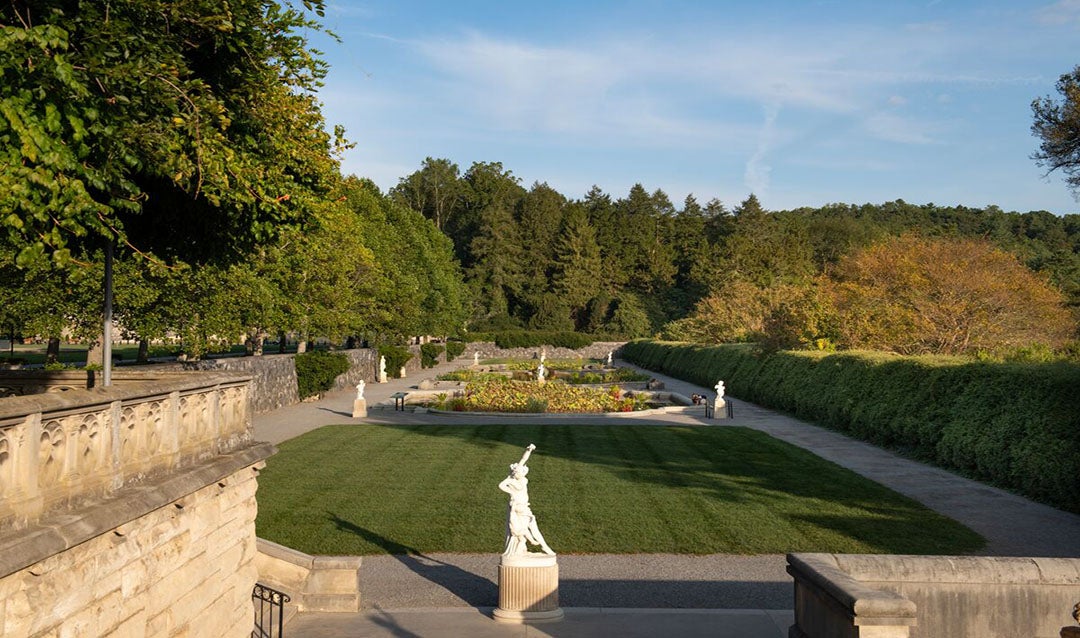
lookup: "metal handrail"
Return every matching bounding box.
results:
[252,582,291,638]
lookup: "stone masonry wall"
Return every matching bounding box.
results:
[0,461,264,637]
[179,355,299,414]
[461,341,627,362]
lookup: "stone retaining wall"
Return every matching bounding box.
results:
[0,374,274,637]
[462,341,626,362]
[787,553,1080,638]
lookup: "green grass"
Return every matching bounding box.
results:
[0,342,259,365]
[255,424,984,556]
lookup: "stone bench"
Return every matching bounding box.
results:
[787,553,1080,638]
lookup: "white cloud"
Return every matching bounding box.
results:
[745,103,781,196]
[888,95,909,106]
[862,113,939,145]
[1035,0,1080,26]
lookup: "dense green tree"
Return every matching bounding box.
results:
[1032,65,1080,199]
[390,157,462,231]
[551,205,604,327]
[0,0,340,268]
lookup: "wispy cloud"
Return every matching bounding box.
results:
[745,103,781,196]
[862,112,940,145]
[1035,0,1080,26]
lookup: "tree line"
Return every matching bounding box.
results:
[391,157,1079,356]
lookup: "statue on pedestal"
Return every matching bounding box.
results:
[714,380,725,399]
[473,352,480,367]
[537,362,546,384]
[352,380,368,418]
[378,356,387,383]
[499,444,555,556]
[606,351,613,366]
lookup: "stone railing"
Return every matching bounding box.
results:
[788,553,1080,638]
[0,371,253,531]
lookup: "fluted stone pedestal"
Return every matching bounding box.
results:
[352,398,367,418]
[493,553,563,623]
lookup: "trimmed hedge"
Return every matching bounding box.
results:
[445,340,466,361]
[466,331,593,349]
[378,345,413,379]
[294,350,350,399]
[420,343,444,368]
[622,340,1080,514]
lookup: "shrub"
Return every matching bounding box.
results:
[420,343,444,368]
[621,339,1080,514]
[445,340,466,361]
[378,345,413,379]
[295,350,350,399]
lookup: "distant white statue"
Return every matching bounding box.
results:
[540,348,546,364]
[537,362,546,383]
[714,380,725,399]
[378,356,388,383]
[606,351,613,366]
[499,444,555,556]
[473,352,480,366]
[355,380,365,400]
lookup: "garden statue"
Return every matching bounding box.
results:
[473,352,480,366]
[378,356,388,383]
[537,362,546,384]
[352,380,368,418]
[713,379,727,419]
[540,348,546,364]
[499,444,555,556]
[607,351,613,366]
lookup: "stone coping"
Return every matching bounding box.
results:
[828,553,1080,585]
[787,553,916,620]
[0,441,275,579]
[0,370,252,420]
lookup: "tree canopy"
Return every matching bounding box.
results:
[1032,65,1080,201]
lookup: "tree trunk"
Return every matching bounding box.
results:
[46,337,60,363]
[86,336,104,368]
[137,339,149,364]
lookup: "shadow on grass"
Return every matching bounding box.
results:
[349,423,985,555]
[329,513,498,607]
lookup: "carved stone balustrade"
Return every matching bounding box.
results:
[0,371,253,531]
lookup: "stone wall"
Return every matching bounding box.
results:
[462,341,626,362]
[179,355,299,414]
[0,374,274,637]
[787,553,1080,638]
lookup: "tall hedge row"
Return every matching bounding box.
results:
[622,340,1080,514]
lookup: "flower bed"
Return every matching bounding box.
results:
[431,378,650,413]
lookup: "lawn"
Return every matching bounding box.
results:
[254,424,985,556]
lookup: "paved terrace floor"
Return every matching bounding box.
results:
[253,356,1080,637]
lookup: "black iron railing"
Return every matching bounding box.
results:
[703,396,734,419]
[252,582,290,638]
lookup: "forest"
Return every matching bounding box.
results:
[1,1,1077,362]
[390,157,1080,357]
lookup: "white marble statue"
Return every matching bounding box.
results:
[537,362,546,383]
[714,380,725,399]
[499,444,555,556]
[473,352,480,366]
[606,351,613,366]
[355,380,365,401]
[378,356,388,383]
[540,348,546,364]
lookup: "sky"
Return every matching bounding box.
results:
[308,0,1080,214]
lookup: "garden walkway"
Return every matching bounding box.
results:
[252,356,1080,637]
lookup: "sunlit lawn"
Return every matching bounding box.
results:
[255,424,985,556]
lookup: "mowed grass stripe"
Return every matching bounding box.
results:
[255,424,984,556]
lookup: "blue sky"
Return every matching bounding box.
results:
[309,0,1080,214]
